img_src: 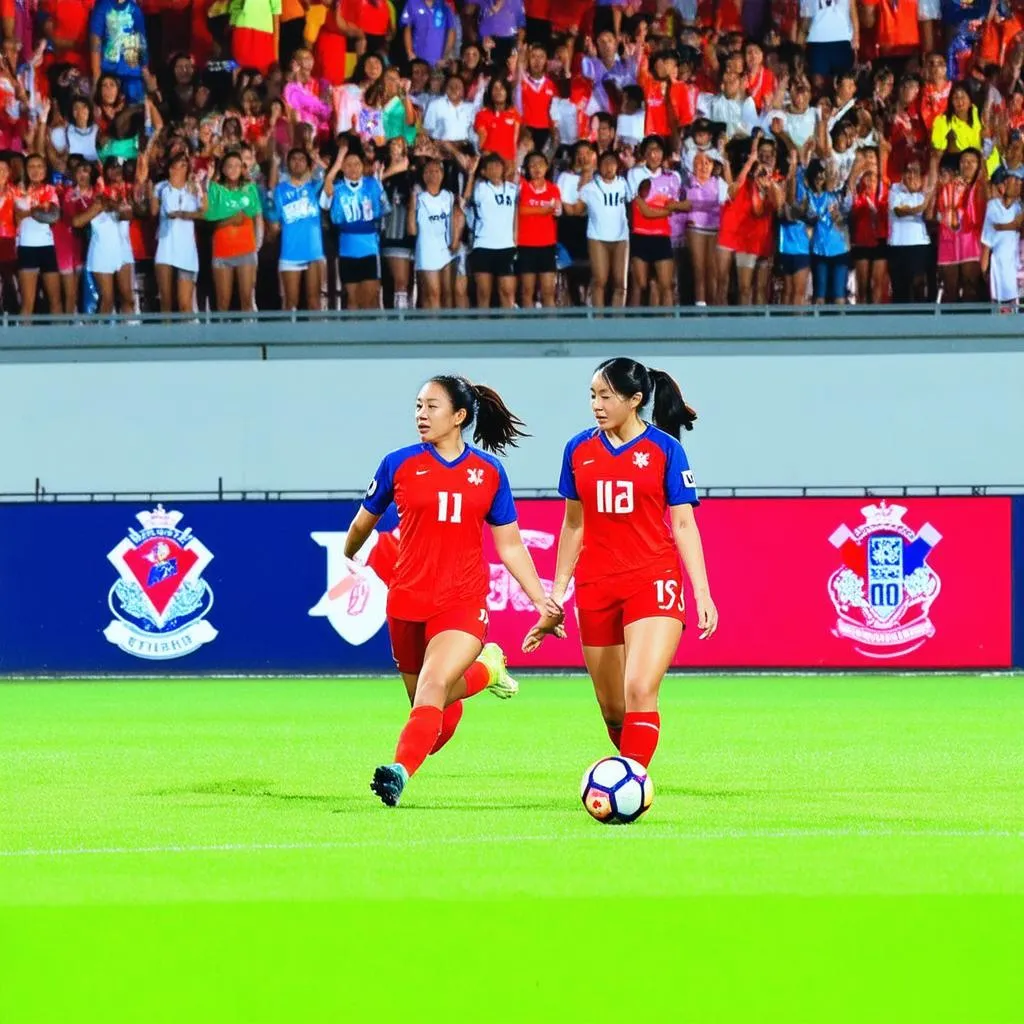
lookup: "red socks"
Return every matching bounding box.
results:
[430,700,464,755]
[394,705,443,777]
[606,724,622,751]
[462,661,489,697]
[619,712,661,768]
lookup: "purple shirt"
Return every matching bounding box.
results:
[478,0,525,40]
[580,55,637,114]
[400,0,456,65]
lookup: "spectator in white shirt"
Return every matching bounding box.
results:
[697,72,759,140]
[424,75,475,144]
[887,159,933,303]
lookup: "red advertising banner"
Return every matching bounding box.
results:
[483,497,1013,669]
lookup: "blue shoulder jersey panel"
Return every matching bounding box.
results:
[362,443,424,516]
[557,427,598,501]
[473,447,518,527]
[648,426,700,507]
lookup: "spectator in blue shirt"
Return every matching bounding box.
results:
[89,0,148,105]
[400,0,456,69]
[271,148,325,312]
[802,157,852,306]
[323,144,391,310]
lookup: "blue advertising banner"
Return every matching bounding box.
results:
[0,501,399,675]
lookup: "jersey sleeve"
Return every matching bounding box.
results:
[557,438,580,500]
[362,453,397,516]
[663,439,700,507]
[485,463,518,526]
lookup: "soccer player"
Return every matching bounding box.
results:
[525,358,719,769]
[345,375,564,806]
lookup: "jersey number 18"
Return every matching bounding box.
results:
[595,480,634,514]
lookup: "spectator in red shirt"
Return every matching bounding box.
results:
[517,150,561,306]
[518,43,558,153]
[475,77,522,168]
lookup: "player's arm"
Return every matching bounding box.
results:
[550,498,583,605]
[664,442,718,639]
[344,506,381,561]
[346,455,395,560]
[669,503,717,639]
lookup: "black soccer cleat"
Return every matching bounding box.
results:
[370,763,408,807]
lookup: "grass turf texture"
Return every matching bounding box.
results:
[0,676,1021,1024]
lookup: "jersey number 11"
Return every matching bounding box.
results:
[437,490,463,523]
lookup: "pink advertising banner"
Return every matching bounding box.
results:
[482,497,1013,670]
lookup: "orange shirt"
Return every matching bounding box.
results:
[517,179,560,247]
[878,0,920,52]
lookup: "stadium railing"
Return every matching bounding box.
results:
[0,304,1020,363]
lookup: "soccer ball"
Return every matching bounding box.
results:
[580,756,654,824]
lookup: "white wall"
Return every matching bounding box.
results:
[4,349,1023,494]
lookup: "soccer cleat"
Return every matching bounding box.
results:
[370,763,408,807]
[479,642,519,700]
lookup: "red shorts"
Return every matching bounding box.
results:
[232,26,276,75]
[388,602,489,675]
[576,567,686,648]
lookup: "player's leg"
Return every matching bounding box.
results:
[583,643,626,751]
[579,601,627,750]
[619,617,682,767]
[617,572,686,768]
[372,629,483,806]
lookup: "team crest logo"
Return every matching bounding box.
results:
[828,502,942,658]
[104,505,217,659]
[468,468,484,485]
[633,451,649,468]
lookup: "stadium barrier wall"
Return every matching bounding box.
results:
[0,496,1017,675]
[3,346,1024,495]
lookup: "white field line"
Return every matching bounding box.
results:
[1,828,1021,859]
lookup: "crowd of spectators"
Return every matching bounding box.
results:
[1,0,1024,317]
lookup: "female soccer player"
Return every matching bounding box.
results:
[525,358,718,769]
[345,375,564,806]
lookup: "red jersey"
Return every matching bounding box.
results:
[920,82,950,133]
[474,107,521,162]
[558,424,699,597]
[519,74,557,130]
[0,186,15,239]
[517,179,560,246]
[363,442,517,621]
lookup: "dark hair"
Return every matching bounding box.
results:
[483,76,512,110]
[594,358,697,436]
[428,375,528,455]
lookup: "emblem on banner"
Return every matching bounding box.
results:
[487,529,574,611]
[309,529,392,645]
[828,502,942,658]
[104,505,217,659]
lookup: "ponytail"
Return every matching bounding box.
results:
[471,383,529,455]
[594,357,697,437]
[648,368,697,437]
[427,374,529,456]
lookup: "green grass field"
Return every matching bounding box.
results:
[1,675,1021,1023]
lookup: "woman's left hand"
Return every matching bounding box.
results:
[695,592,719,639]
